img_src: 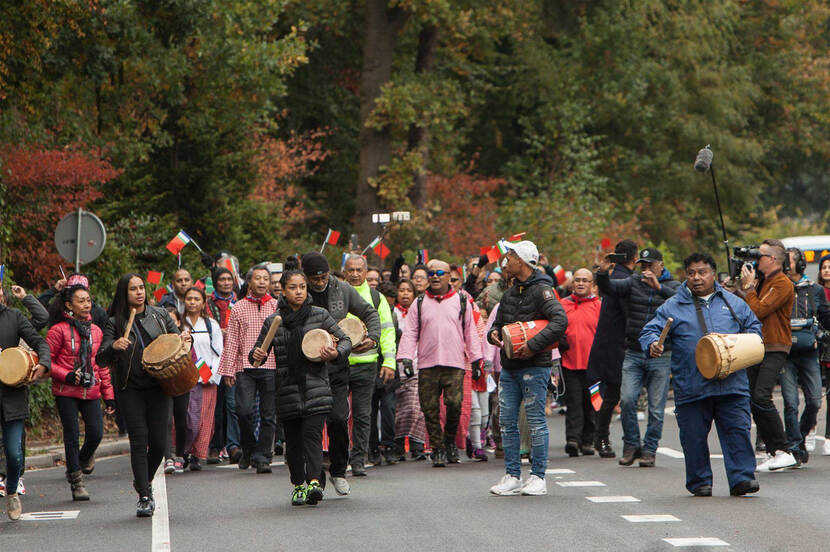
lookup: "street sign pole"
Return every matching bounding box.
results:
[74,208,83,271]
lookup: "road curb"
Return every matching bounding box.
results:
[26,437,131,470]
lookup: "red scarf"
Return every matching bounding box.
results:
[425,288,456,302]
[245,294,272,307]
[395,304,409,318]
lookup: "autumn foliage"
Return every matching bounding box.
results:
[1,144,121,288]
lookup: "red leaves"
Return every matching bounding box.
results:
[1,143,121,288]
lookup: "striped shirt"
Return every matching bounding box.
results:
[218,296,277,375]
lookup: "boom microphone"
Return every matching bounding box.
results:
[694,145,713,173]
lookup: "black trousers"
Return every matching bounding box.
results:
[562,368,596,446]
[55,396,104,474]
[595,382,621,442]
[325,369,351,477]
[166,392,189,458]
[283,414,326,485]
[748,352,789,453]
[235,369,276,464]
[120,387,170,496]
[369,382,397,451]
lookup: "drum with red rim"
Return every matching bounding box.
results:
[502,320,556,359]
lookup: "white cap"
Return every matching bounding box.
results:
[506,240,539,267]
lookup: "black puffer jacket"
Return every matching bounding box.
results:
[488,270,568,370]
[250,299,351,421]
[596,267,680,351]
[0,305,52,422]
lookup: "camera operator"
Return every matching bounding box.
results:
[736,239,797,471]
[780,248,830,463]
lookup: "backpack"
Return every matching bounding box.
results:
[791,282,818,353]
[416,291,467,340]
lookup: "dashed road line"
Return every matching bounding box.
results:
[585,496,640,503]
[545,468,575,474]
[20,510,79,521]
[663,537,729,547]
[556,480,606,487]
[657,447,685,459]
[621,514,680,522]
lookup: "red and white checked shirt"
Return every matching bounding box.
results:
[218,296,278,375]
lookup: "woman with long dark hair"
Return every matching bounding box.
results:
[250,270,351,506]
[96,273,186,517]
[46,285,114,501]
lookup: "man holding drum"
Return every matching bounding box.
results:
[640,253,762,496]
[487,241,567,496]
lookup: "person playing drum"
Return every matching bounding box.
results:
[640,253,762,497]
[249,270,351,506]
[0,285,50,520]
[97,273,188,518]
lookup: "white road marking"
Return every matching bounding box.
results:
[622,514,680,522]
[663,537,729,547]
[152,465,170,552]
[556,481,606,487]
[545,468,575,474]
[586,496,640,503]
[657,447,685,459]
[20,510,79,521]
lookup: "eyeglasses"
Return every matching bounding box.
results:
[450,277,460,283]
[427,270,448,277]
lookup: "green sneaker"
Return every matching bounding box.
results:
[291,485,307,506]
[305,481,323,505]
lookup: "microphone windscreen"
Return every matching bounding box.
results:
[694,147,713,172]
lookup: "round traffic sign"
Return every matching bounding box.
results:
[54,210,107,265]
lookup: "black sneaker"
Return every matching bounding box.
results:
[238,452,251,470]
[382,447,399,465]
[596,439,615,458]
[351,463,367,476]
[618,445,641,466]
[446,446,460,464]
[274,440,284,456]
[432,449,447,467]
[692,484,712,497]
[730,479,760,496]
[565,440,580,457]
[368,449,382,465]
[207,449,221,465]
[581,443,596,456]
[305,482,323,505]
[189,456,202,471]
[136,496,155,518]
[256,462,273,474]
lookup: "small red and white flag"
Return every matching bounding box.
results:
[324,229,341,245]
[166,230,192,255]
[146,271,163,285]
[551,264,567,285]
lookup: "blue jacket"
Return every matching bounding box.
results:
[639,282,762,405]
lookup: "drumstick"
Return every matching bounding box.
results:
[123,307,137,340]
[253,315,282,368]
[656,317,674,348]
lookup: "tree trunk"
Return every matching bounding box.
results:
[355,0,407,246]
[407,24,439,211]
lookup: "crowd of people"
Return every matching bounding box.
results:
[2,235,830,519]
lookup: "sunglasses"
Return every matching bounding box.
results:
[450,277,461,283]
[427,270,448,277]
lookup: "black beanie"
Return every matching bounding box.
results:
[302,252,330,276]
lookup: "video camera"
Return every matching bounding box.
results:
[728,245,762,279]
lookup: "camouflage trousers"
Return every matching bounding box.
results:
[418,367,464,451]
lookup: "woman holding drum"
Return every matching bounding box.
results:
[97,273,187,518]
[45,285,115,501]
[249,270,351,506]
[0,289,50,520]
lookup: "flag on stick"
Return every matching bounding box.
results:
[196,357,212,384]
[496,240,510,255]
[417,249,429,264]
[601,237,612,250]
[320,229,341,252]
[153,288,166,303]
[147,271,163,285]
[589,382,603,411]
[373,241,391,260]
[340,252,349,271]
[551,264,567,285]
[507,232,526,242]
[485,246,500,264]
[166,230,192,255]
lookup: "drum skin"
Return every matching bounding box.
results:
[0,347,38,387]
[142,334,198,396]
[301,329,334,362]
[338,318,366,348]
[696,333,764,380]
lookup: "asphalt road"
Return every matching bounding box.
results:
[3,397,830,551]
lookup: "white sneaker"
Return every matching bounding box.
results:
[822,438,830,456]
[767,450,797,471]
[755,453,774,472]
[330,476,350,496]
[490,474,523,496]
[520,474,547,496]
[16,477,25,495]
[805,429,817,452]
[0,476,5,498]
[164,458,176,474]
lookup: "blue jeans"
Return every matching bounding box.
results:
[499,367,551,479]
[780,351,822,451]
[620,349,671,453]
[675,394,756,493]
[1,418,25,496]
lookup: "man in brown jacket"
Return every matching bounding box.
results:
[739,238,797,471]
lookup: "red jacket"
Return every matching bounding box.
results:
[46,320,114,401]
[562,294,601,371]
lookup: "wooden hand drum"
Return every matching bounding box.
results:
[301,329,334,362]
[0,347,38,387]
[142,334,198,396]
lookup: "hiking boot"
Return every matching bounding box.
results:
[639,450,656,467]
[565,440,580,457]
[136,495,155,518]
[581,443,596,456]
[596,439,615,458]
[618,445,642,466]
[446,445,460,464]
[432,449,447,467]
[67,470,90,501]
[80,457,95,475]
[291,485,307,506]
[207,449,221,464]
[305,481,324,505]
[6,493,21,520]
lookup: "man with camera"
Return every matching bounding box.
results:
[780,248,830,463]
[596,247,680,468]
[736,239,797,471]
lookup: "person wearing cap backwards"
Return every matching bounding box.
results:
[397,259,483,468]
[596,246,680,468]
[487,241,567,496]
[300,252,381,496]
